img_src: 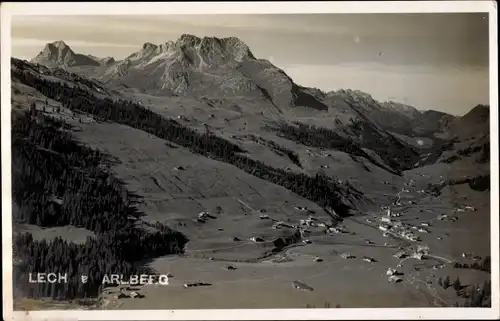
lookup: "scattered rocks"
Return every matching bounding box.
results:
[292,281,314,291]
[183,282,212,288]
[362,256,376,263]
[388,275,403,283]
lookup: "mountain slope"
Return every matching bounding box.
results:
[329,89,457,137]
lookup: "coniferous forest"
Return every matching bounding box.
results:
[12,111,188,300]
[276,120,420,175]
[12,62,363,300]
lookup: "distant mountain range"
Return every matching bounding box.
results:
[26,35,490,173]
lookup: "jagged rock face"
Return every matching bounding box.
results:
[100,35,292,102]
[98,35,260,97]
[32,41,71,66]
[101,57,116,66]
[104,59,131,78]
[31,41,100,67]
[29,35,324,108]
[381,101,420,119]
[123,35,254,70]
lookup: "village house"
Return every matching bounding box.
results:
[381,217,392,223]
[388,275,403,283]
[379,224,390,232]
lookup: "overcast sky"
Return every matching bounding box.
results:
[11,14,490,115]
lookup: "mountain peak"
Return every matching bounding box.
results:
[33,40,75,65]
[123,34,255,68]
[179,33,201,42]
[175,34,255,61]
[51,40,70,50]
[142,42,157,50]
[32,40,100,67]
[462,104,489,123]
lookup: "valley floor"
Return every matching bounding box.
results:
[98,175,490,309]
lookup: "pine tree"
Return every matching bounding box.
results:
[453,277,461,291]
[30,101,37,117]
[481,256,491,272]
[443,276,451,289]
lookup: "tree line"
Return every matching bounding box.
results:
[453,256,491,273]
[438,275,492,307]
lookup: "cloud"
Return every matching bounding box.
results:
[12,15,356,38]
[354,35,360,44]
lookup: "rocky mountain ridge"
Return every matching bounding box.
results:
[27,36,489,173]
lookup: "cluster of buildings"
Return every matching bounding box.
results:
[375,208,436,242]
